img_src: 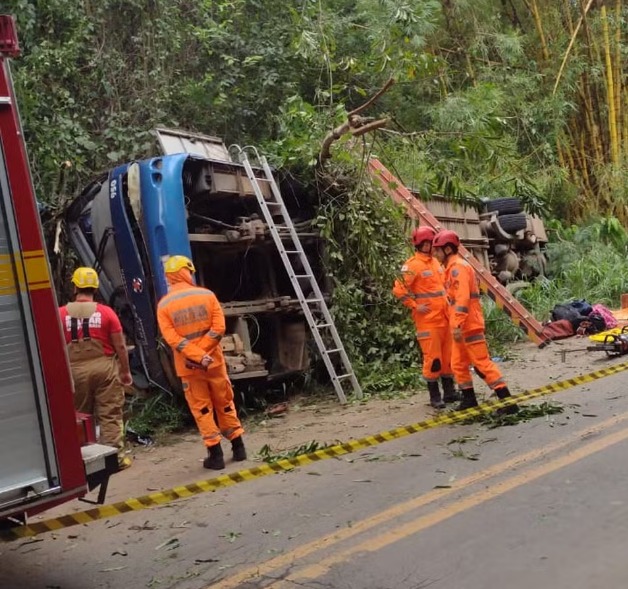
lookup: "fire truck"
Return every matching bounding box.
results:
[0,15,116,527]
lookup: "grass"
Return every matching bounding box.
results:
[126,391,190,438]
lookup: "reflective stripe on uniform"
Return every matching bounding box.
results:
[177,339,189,351]
[415,290,445,299]
[416,331,431,339]
[465,333,485,343]
[158,287,213,309]
[470,293,481,299]
[488,377,505,389]
[179,328,223,341]
[456,305,469,313]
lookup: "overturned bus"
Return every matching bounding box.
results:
[66,129,327,393]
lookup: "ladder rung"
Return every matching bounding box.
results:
[305,298,323,304]
[335,374,353,381]
[265,201,282,206]
[325,348,341,354]
[294,274,313,279]
[284,250,301,254]
[314,323,332,329]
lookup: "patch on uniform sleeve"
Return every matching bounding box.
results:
[451,268,460,278]
[421,270,433,277]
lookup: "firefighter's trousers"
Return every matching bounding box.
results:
[181,363,244,447]
[416,324,452,382]
[71,355,125,455]
[451,332,506,390]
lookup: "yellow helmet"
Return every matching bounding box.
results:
[163,255,195,274]
[71,267,99,289]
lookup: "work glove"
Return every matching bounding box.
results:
[416,302,430,315]
[185,355,214,371]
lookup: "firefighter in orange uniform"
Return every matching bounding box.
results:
[432,230,517,412]
[393,226,457,408]
[157,255,246,470]
[59,267,133,470]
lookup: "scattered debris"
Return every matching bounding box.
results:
[219,531,242,543]
[266,402,289,417]
[462,401,565,429]
[257,440,329,463]
[155,538,180,551]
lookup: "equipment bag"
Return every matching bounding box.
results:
[541,320,575,341]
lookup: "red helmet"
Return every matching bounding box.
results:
[411,226,436,246]
[433,229,460,249]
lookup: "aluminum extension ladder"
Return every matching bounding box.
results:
[234,146,362,403]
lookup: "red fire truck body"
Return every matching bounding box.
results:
[0,15,115,525]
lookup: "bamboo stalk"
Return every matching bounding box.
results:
[562,0,575,34]
[556,137,566,169]
[465,53,477,87]
[553,0,595,96]
[601,5,619,165]
[576,76,603,167]
[523,0,550,60]
[614,0,623,158]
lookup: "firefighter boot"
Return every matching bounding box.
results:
[427,381,445,409]
[231,436,247,462]
[203,443,225,470]
[495,386,519,414]
[441,377,459,404]
[457,388,479,411]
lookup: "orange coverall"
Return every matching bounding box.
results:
[443,253,506,391]
[157,269,244,447]
[392,252,452,382]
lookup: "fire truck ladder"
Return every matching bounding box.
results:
[368,158,550,348]
[235,147,362,403]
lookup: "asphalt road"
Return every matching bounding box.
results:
[2,370,628,589]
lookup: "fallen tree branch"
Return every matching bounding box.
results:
[318,78,395,166]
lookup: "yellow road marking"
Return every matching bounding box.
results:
[3,362,628,542]
[267,420,628,587]
[207,410,628,589]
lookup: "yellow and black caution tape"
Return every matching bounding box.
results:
[3,360,628,542]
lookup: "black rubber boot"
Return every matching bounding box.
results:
[495,386,519,414]
[231,436,247,461]
[441,377,460,403]
[203,443,225,470]
[427,381,445,409]
[457,388,479,411]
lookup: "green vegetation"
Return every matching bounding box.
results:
[126,392,189,438]
[461,401,565,429]
[257,441,329,463]
[6,1,628,398]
